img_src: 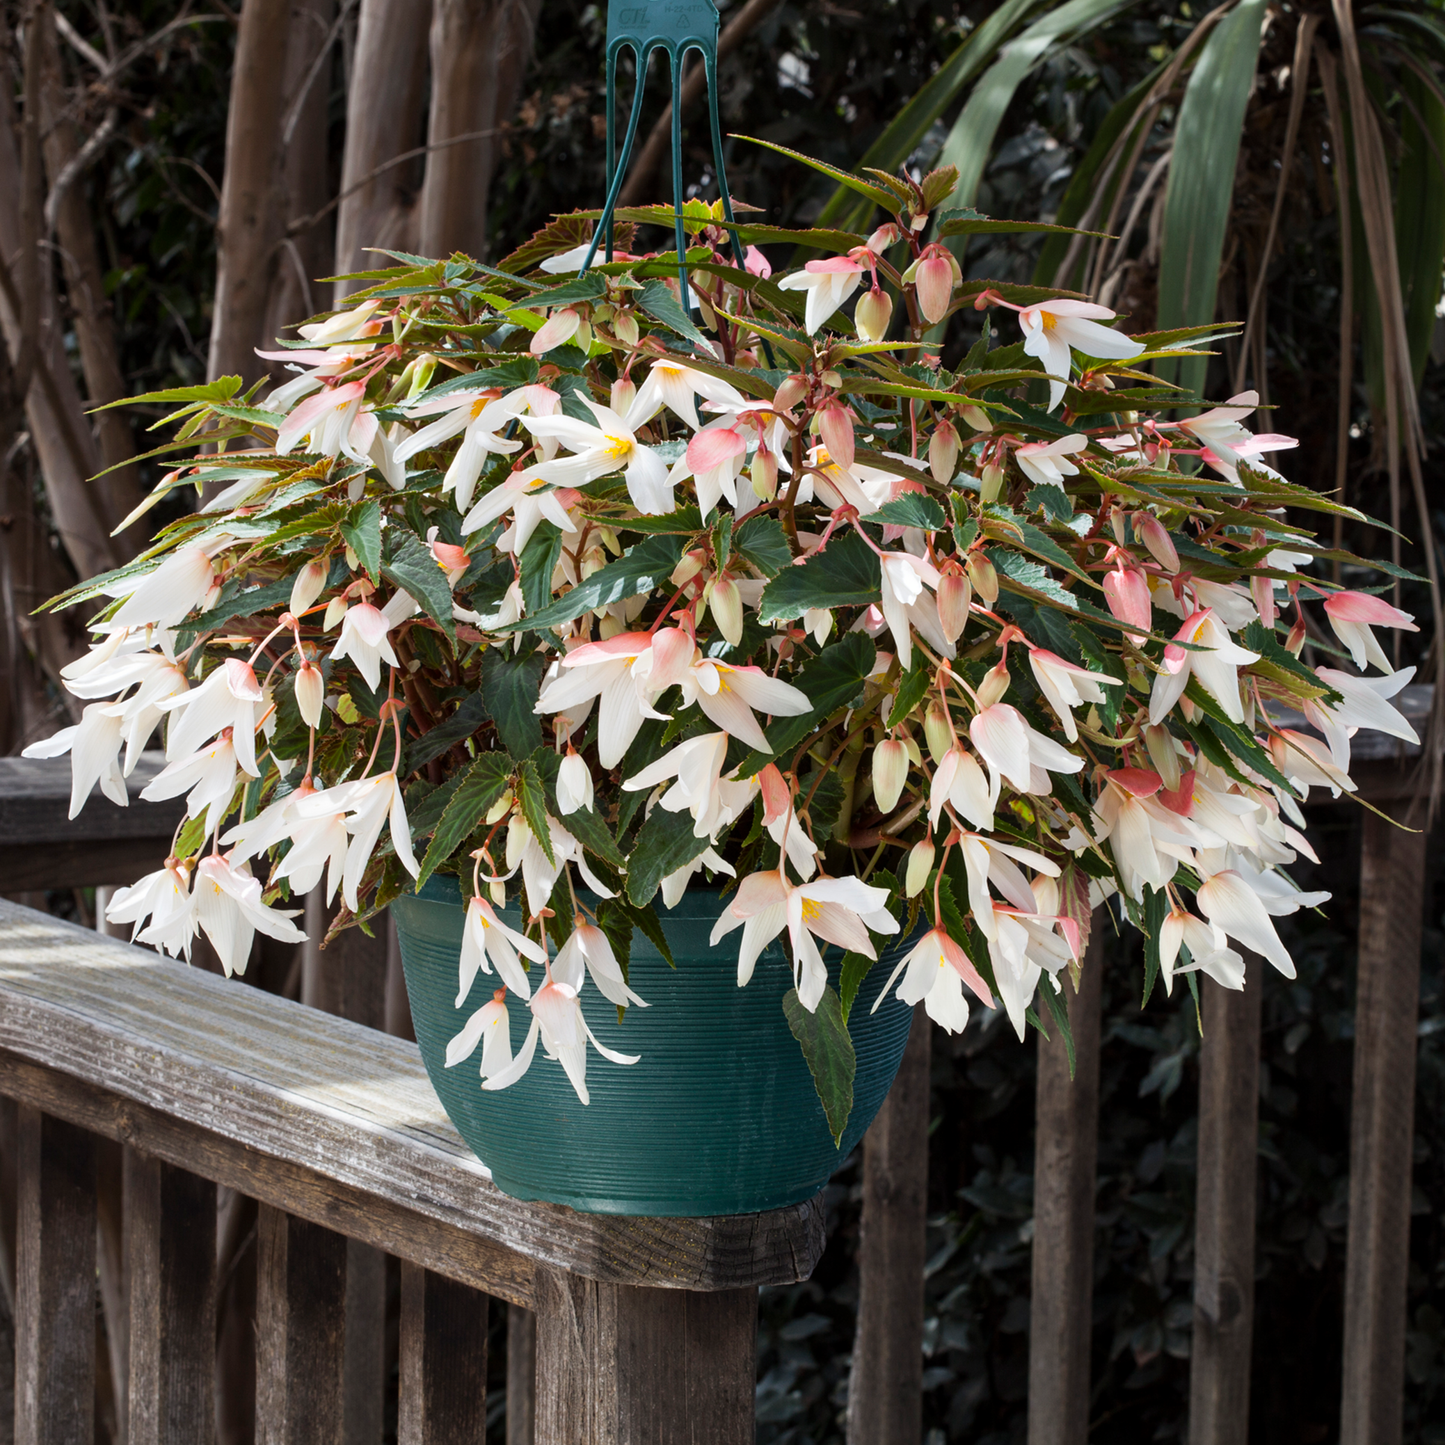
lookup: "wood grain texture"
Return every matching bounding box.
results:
[533,1266,757,1445]
[0,902,824,1301]
[126,1153,217,1445]
[1027,924,1104,1445]
[846,1004,931,1445]
[343,1243,385,1445]
[14,1108,95,1445]
[397,1260,489,1444]
[1340,808,1427,1445]
[507,1305,537,1445]
[256,1206,347,1445]
[1189,972,1263,1445]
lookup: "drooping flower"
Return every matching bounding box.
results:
[777,256,866,334]
[329,592,415,690]
[141,733,242,840]
[458,895,545,1002]
[158,658,265,778]
[1194,869,1296,977]
[1305,665,1418,769]
[1322,591,1419,674]
[105,859,196,959]
[101,541,224,632]
[553,923,647,1009]
[191,853,305,979]
[535,632,671,768]
[623,731,750,840]
[394,387,528,513]
[1014,434,1088,488]
[1027,649,1122,742]
[969,703,1086,797]
[1149,609,1260,726]
[21,703,129,819]
[877,552,941,670]
[628,359,746,432]
[518,396,673,514]
[874,926,992,1031]
[445,991,515,1080]
[679,658,811,750]
[929,743,996,831]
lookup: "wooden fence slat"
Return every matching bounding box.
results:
[14,1107,95,1445]
[255,1205,347,1445]
[1340,806,1427,1445]
[1027,923,1104,1445]
[1189,971,1263,1444]
[533,1266,757,1444]
[397,1260,490,1443]
[126,1152,217,1445]
[507,1304,537,1445]
[846,1003,931,1444]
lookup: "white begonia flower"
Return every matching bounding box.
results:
[329,591,416,691]
[516,395,673,515]
[191,854,305,978]
[101,540,224,632]
[628,359,746,432]
[1014,434,1089,488]
[1304,665,1418,770]
[968,703,1085,799]
[158,658,265,778]
[1195,869,1297,978]
[1015,299,1145,411]
[1149,609,1260,727]
[1028,649,1123,743]
[140,734,241,840]
[445,994,515,1079]
[553,923,648,1009]
[877,552,941,670]
[105,859,196,959]
[394,387,531,513]
[458,895,546,1002]
[556,751,595,814]
[660,847,735,908]
[873,926,994,1032]
[776,256,866,334]
[22,703,128,819]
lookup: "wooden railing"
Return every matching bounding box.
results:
[0,684,1435,1443]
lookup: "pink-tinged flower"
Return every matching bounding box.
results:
[425,528,470,585]
[874,926,992,1032]
[711,870,897,1010]
[937,570,972,643]
[930,419,961,484]
[192,853,305,979]
[1323,591,1419,674]
[855,284,894,342]
[957,833,1061,942]
[1161,391,1299,484]
[102,541,224,632]
[1149,609,1260,727]
[537,632,670,768]
[1305,665,1418,770]
[105,859,195,959]
[1158,907,1245,995]
[297,297,383,347]
[1015,433,1088,488]
[623,731,752,841]
[1195,869,1296,977]
[1103,563,1153,637]
[1090,769,1203,902]
[553,923,648,1009]
[159,658,265,778]
[929,744,996,831]
[681,420,751,519]
[445,991,514,1080]
[395,387,532,513]
[516,395,673,515]
[679,658,811,751]
[482,975,640,1105]
[276,380,370,460]
[22,703,128,819]
[777,256,866,334]
[1015,298,1145,411]
[294,661,325,729]
[530,306,585,354]
[969,703,1085,797]
[1027,649,1122,742]
[1267,729,1357,800]
[329,595,410,691]
[290,558,328,616]
[817,401,856,471]
[1134,513,1179,573]
[141,733,241,840]
[913,244,957,325]
[878,551,941,670]
[458,895,545,1002]
[872,739,910,813]
[629,359,746,432]
[744,245,772,278]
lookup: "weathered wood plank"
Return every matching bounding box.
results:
[507,1305,537,1445]
[1027,923,1104,1445]
[846,1004,931,1445]
[127,1152,217,1445]
[256,1206,347,1445]
[14,1108,96,1445]
[1340,805,1427,1445]
[0,902,824,1300]
[533,1266,757,1445]
[343,1244,386,1445]
[397,1261,489,1444]
[1189,971,1263,1445]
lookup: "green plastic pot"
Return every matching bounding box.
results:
[391,875,916,1216]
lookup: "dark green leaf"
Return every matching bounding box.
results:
[404,693,488,774]
[480,649,543,759]
[559,802,625,870]
[514,757,553,864]
[735,135,901,213]
[636,278,707,343]
[506,534,685,632]
[936,207,1107,240]
[838,952,875,1024]
[341,499,382,579]
[757,530,881,622]
[1038,976,1076,1076]
[734,514,792,578]
[1141,884,1168,1006]
[1027,483,1073,522]
[93,376,243,411]
[415,754,512,889]
[887,652,932,728]
[625,807,711,907]
[783,985,857,1146]
[868,494,946,531]
[407,770,467,838]
[519,522,564,616]
[382,530,457,644]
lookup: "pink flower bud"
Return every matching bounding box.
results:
[610,375,637,415]
[960,405,991,433]
[294,660,324,729]
[929,419,960,483]
[966,552,998,607]
[710,574,744,646]
[773,373,808,413]
[290,558,327,616]
[1322,590,1417,628]
[751,443,778,501]
[855,284,894,343]
[1286,616,1306,655]
[937,570,972,643]
[872,738,909,813]
[818,401,856,471]
[758,763,791,824]
[530,307,583,355]
[924,702,954,764]
[1133,512,1179,572]
[979,461,1005,502]
[867,222,903,253]
[905,838,936,897]
[1103,565,1152,634]
[671,549,706,587]
[976,659,1010,708]
[744,245,772,278]
[613,310,640,346]
[914,248,955,325]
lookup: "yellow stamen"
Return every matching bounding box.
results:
[800,898,821,921]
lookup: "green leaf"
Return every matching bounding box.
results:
[480,649,543,759]
[596,898,634,978]
[887,652,932,728]
[91,375,243,411]
[1154,0,1268,396]
[407,770,467,839]
[982,503,1091,582]
[559,802,626,870]
[756,530,881,622]
[867,494,946,531]
[514,757,553,865]
[712,512,733,571]
[381,531,457,644]
[936,207,1107,241]
[636,278,707,343]
[1141,884,1169,1006]
[625,807,711,907]
[519,522,564,617]
[341,499,382,580]
[1027,484,1073,522]
[783,985,856,1146]
[404,693,489,774]
[734,514,792,578]
[415,754,512,890]
[734,135,901,214]
[505,534,685,632]
[181,574,295,636]
[1038,977,1076,1076]
[524,273,607,308]
[838,951,875,1024]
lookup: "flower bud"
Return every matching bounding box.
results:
[818,401,855,471]
[937,570,972,642]
[557,750,595,814]
[960,405,992,433]
[979,461,1005,503]
[710,574,744,646]
[290,558,327,617]
[671,549,706,587]
[1251,572,1277,630]
[1133,512,1179,573]
[977,659,1010,708]
[929,419,960,484]
[1285,616,1307,655]
[485,790,513,826]
[1102,565,1152,635]
[872,738,909,813]
[294,660,324,729]
[490,879,507,908]
[530,306,583,355]
[914,246,955,325]
[751,443,778,501]
[867,222,903,253]
[773,373,808,413]
[855,284,894,343]
[905,838,936,898]
[1143,724,1182,792]
[610,375,637,416]
[923,702,953,764]
[323,594,349,631]
[613,310,640,347]
[966,552,998,607]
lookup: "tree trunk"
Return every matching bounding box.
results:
[418,0,542,261]
[332,0,430,295]
[208,0,295,387]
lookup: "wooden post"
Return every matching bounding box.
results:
[126,1153,217,1445]
[255,1205,347,1444]
[1027,923,1104,1445]
[846,1004,931,1444]
[397,1261,490,1443]
[14,1107,96,1445]
[1189,972,1263,1444]
[507,1304,537,1445]
[532,1267,757,1444]
[1340,807,1427,1445]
